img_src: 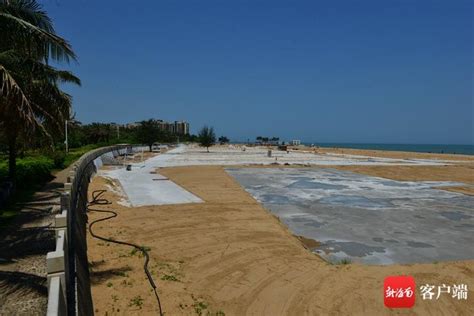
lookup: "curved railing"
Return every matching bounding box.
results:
[46,144,147,315]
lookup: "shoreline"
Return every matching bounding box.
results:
[309,143,473,156]
[235,142,474,157]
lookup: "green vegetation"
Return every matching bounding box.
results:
[0,156,55,218]
[0,1,206,216]
[161,274,180,282]
[256,136,280,144]
[63,144,103,167]
[0,0,199,217]
[0,117,201,212]
[0,0,80,214]
[0,143,106,215]
[130,245,151,257]
[218,136,229,144]
[190,295,225,316]
[0,0,80,182]
[128,295,144,308]
[193,300,208,315]
[65,121,197,149]
[0,156,53,187]
[0,144,102,187]
[198,125,216,152]
[135,119,162,151]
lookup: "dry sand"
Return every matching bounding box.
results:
[87,166,473,315]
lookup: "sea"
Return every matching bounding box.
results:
[305,143,474,155]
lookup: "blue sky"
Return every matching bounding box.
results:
[44,0,473,144]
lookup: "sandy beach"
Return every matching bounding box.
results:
[5,2,471,315]
[305,146,474,162]
[87,157,473,315]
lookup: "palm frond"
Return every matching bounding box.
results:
[0,0,54,33]
[0,64,33,118]
[0,12,76,62]
[30,79,73,135]
[54,70,81,85]
[0,50,81,86]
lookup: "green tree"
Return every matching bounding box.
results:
[198,125,215,152]
[218,136,229,144]
[83,123,114,144]
[0,0,79,182]
[136,119,161,151]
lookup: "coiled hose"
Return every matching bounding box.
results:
[88,189,163,316]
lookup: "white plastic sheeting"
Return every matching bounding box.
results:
[100,146,202,206]
[227,168,474,265]
[146,145,455,167]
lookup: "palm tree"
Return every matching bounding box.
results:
[0,0,80,181]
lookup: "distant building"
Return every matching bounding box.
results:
[291,140,301,146]
[155,119,189,135]
[124,119,190,135]
[174,121,190,135]
[124,122,140,129]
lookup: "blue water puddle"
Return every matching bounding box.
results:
[227,167,474,265]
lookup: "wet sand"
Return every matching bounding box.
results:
[87,166,473,315]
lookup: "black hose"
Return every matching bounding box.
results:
[87,189,163,316]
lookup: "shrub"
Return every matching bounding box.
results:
[0,157,54,188]
[63,144,101,167]
[47,151,66,168]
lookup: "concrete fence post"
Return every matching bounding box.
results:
[67,170,75,184]
[46,228,67,314]
[60,192,70,213]
[47,274,66,315]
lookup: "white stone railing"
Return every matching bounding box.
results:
[45,144,148,315]
[46,193,68,315]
